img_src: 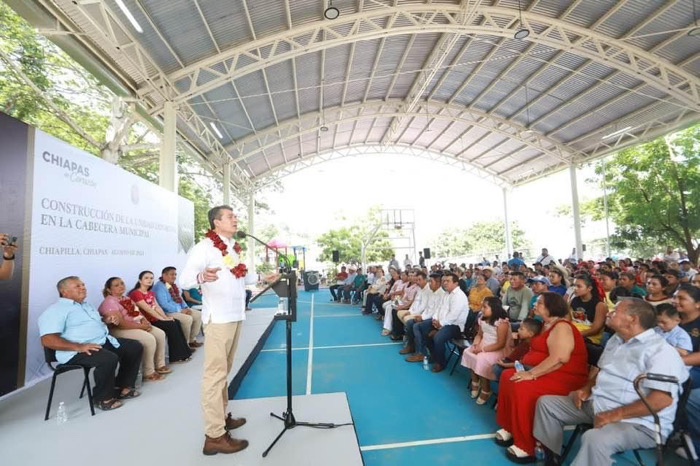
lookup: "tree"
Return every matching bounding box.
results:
[316,208,395,264]
[1,4,216,241]
[431,221,530,259]
[432,228,472,258]
[594,124,700,262]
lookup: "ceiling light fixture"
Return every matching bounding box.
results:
[209,122,224,139]
[602,126,632,140]
[514,0,529,40]
[690,0,700,36]
[324,1,340,20]
[320,125,329,132]
[115,0,143,33]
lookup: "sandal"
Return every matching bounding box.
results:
[95,398,123,411]
[476,390,492,405]
[155,366,171,374]
[143,372,164,382]
[495,428,514,447]
[118,388,141,399]
[506,445,535,464]
[381,329,391,336]
[470,382,480,399]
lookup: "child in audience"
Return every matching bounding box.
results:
[493,318,543,381]
[655,303,693,355]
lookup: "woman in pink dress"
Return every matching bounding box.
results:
[461,296,512,405]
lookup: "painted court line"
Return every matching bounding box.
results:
[305,293,315,395]
[261,342,403,353]
[360,433,497,451]
[314,313,364,318]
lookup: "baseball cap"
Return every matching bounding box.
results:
[528,276,551,286]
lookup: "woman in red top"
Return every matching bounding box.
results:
[129,270,192,363]
[495,292,588,463]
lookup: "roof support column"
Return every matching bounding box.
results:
[569,164,583,261]
[502,187,513,259]
[247,192,255,267]
[222,162,231,205]
[159,101,177,192]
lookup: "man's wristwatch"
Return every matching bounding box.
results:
[3,253,15,260]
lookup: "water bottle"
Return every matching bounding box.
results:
[423,356,429,371]
[534,442,545,465]
[514,360,525,372]
[135,369,143,389]
[56,401,68,425]
[277,298,287,313]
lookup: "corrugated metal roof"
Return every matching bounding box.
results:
[25,0,698,187]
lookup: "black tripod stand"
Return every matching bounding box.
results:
[262,271,350,458]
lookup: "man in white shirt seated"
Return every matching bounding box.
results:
[405,272,468,372]
[398,273,445,353]
[390,270,429,340]
[536,248,557,266]
[533,298,688,466]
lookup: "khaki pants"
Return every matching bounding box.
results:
[172,309,202,343]
[397,310,416,324]
[201,321,242,438]
[110,326,166,376]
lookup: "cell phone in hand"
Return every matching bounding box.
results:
[10,236,17,245]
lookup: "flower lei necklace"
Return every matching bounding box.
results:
[205,230,247,278]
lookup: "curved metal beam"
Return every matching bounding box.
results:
[226,100,578,166]
[250,143,513,191]
[163,5,699,110]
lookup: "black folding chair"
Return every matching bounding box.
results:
[445,338,470,376]
[44,347,95,421]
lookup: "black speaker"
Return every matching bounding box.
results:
[423,248,431,259]
[304,271,320,291]
[332,250,339,262]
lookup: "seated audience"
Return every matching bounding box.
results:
[345,267,366,304]
[129,271,192,363]
[183,286,203,307]
[377,269,406,321]
[619,271,647,297]
[502,271,533,323]
[533,298,687,465]
[461,297,512,405]
[598,270,618,311]
[382,271,417,336]
[655,303,693,355]
[399,273,446,356]
[547,265,568,296]
[391,270,429,340]
[570,273,607,344]
[153,267,203,349]
[676,284,700,455]
[536,248,556,266]
[680,259,697,282]
[465,273,494,337]
[482,267,501,296]
[329,266,348,302]
[407,272,468,372]
[39,276,143,411]
[644,274,672,307]
[508,252,525,270]
[340,266,358,304]
[99,277,170,382]
[664,269,681,296]
[494,292,588,462]
[494,318,543,381]
[526,276,550,315]
[363,268,387,315]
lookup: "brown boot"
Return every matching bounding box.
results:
[405,353,425,362]
[225,412,247,431]
[399,346,414,355]
[202,432,249,455]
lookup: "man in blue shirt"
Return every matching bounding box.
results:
[153,267,203,348]
[533,298,687,465]
[38,276,143,411]
[508,251,525,270]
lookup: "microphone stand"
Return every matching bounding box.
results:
[235,232,347,458]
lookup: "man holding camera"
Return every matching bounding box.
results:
[0,233,19,280]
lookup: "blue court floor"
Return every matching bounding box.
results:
[240,290,682,466]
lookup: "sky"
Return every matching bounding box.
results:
[251,151,612,269]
